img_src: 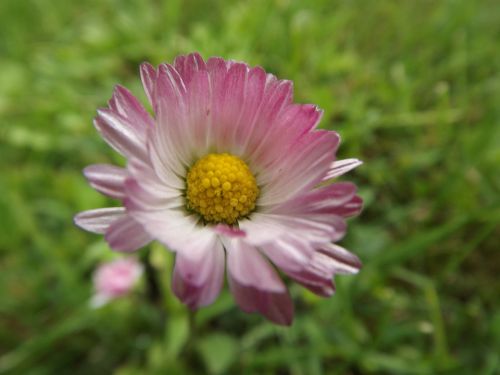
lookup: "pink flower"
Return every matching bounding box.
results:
[91,258,143,307]
[75,53,363,325]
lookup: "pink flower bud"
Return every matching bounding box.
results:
[91,258,143,307]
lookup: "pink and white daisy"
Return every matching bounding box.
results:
[91,258,143,307]
[75,53,363,325]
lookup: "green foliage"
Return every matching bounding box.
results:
[0,0,499,374]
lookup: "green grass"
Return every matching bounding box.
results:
[1,0,499,374]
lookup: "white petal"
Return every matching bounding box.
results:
[322,158,363,181]
[74,207,125,234]
[105,215,153,252]
[83,164,128,199]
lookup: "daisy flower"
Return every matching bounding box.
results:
[75,53,363,325]
[91,258,143,308]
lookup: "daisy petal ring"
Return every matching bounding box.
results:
[75,53,363,325]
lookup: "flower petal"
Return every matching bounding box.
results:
[240,212,346,246]
[285,259,336,297]
[94,109,148,161]
[322,158,363,181]
[331,195,364,218]
[205,57,229,150]
[127,156,184,195]
[271,182,357,215]
[148,64,192,179]
[125,193,201,253]
[249,104,322,172]
[226,239,293,325]
[108,85,154,131]
[74,207,125,234]
[140,62,157,108]
[172,230,225,308]
[259,130,340,206]
[184,68,212,154]
[174,52,207,85]
[105,215,153,252]
[318,243,362,274]
[83,164,128,199]
[242,184,358,261]
[211,62,248,151]
[124,177,183,212]
[259,236,314,273]
[212,224,246,238]
[230,66,267,152]
[285,243,361,297]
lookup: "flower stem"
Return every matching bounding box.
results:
[141,249,162,305]
[185,309,197,357]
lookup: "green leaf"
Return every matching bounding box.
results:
[165,314,189,358]
[197,334,239,375]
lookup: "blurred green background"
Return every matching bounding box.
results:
[1,0,499,374]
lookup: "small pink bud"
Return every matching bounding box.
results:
[91,258,143,307]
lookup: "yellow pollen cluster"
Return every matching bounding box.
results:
[186,153,259,224]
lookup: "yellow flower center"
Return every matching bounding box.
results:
[186,153,259,224]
